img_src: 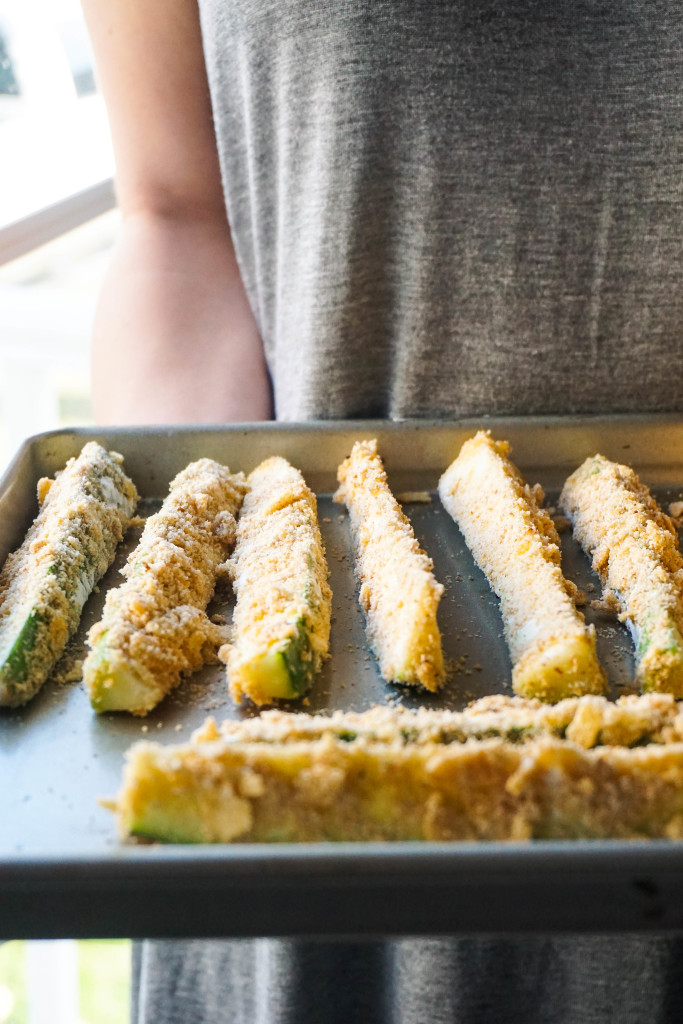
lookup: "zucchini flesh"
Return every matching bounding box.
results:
[87,632,168,714]
[226,457,331,706]
[231,618,313,703]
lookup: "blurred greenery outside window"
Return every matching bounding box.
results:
[0,2,129,1020]
[0,940,131,1024]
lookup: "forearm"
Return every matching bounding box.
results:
[82,0,272,425]
[91,211,273,426]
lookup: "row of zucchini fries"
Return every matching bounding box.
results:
[2,434,683,711]
[440,431,683,701]
[0,447,333,714]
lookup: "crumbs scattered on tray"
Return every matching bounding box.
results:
[51,638,86,686]
[396,491,432,504]
[669,501,683,525]
[552,514,571,533]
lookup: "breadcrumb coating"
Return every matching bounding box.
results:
[439,431,605,702]
[207,692,683,750]
[114,695,683,843]
[84,459,246,714]
[334,439,444,691]
[560,454,683,696]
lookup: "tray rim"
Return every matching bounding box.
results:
[3,840,683,938]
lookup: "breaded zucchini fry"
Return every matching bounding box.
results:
[439,431,605,701]
[83,459,246,715]
[0,442,138,707]
[225,456,331,706]
[560,454,683,696]
[334,439,444,690]
[113,700,683,843]
[213,692,683,751]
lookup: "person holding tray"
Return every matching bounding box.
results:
[81,0,683,1022]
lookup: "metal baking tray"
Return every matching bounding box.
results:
[2,416,683,939]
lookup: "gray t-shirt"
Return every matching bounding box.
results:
[133,935,683,1023]
[199,0,683,421]
[135,1,683,1021]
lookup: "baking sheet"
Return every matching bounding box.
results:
[2,416,683,938]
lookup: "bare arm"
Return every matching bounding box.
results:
[82,0,272,425]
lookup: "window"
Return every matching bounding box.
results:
[0,0,115,470]
[0,4,129,1015]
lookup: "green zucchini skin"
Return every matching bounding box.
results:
[279,619,314,696]
[0,443,138,708]
[0,609,50,701]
